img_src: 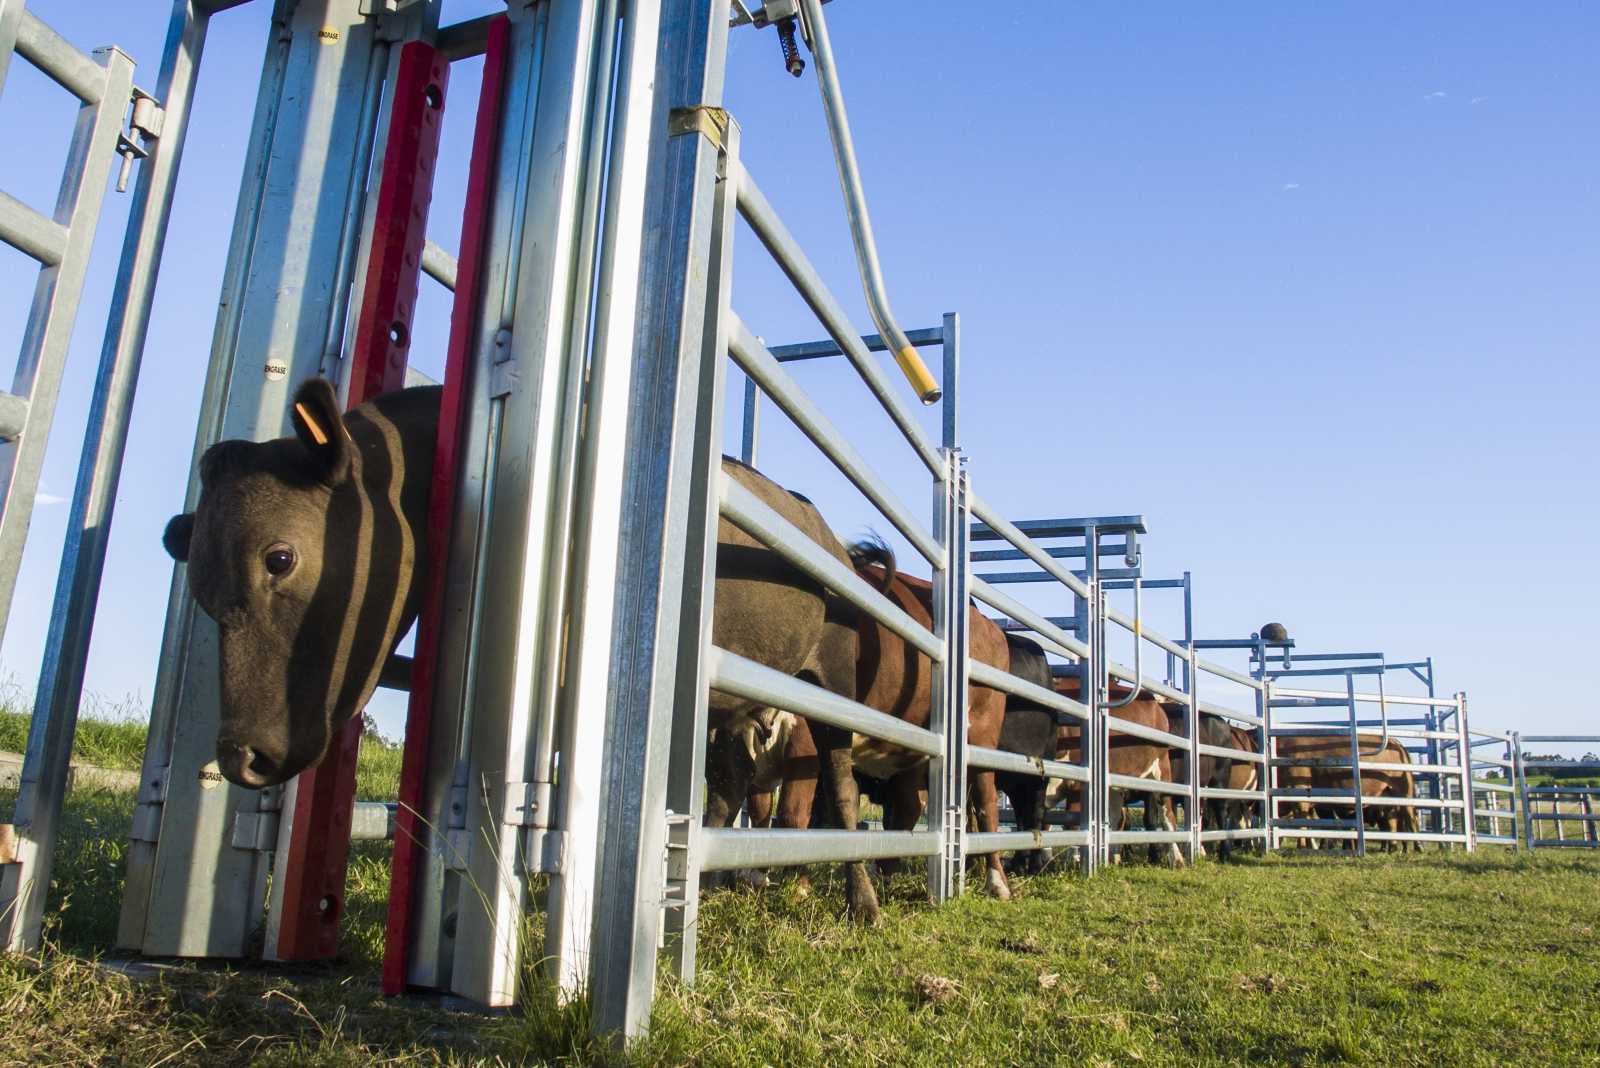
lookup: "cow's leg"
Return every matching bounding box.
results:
[811,722,879,923]
[1107,790,1126,864]
[747,788,774,828]
[877,768,926,880]
[969,769,1011,899]
[702,726,756,891]
[1150,792,1186,869]
[775,718,820,897]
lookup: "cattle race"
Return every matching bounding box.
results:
[0,1,1596,1064]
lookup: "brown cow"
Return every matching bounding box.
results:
[707,544,1018,901]
[1274,732,1420,851]
[1044,675,1186,867]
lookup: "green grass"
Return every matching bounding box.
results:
[4,707,1599,1065]
[0,688,149,771]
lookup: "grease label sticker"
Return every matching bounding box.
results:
[318,27,341,44]
[198,760,226,790]
[264,359,288,381]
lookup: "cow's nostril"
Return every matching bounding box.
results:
[218,743,277,788]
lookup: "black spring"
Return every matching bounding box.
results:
[778,18,805,78]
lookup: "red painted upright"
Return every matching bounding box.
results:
[382,17,511,994]
[270,41,449,962]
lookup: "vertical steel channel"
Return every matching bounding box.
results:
[1514,732,1532,849]
[928,311,963,902]
[1346,672,1366,856]
[1259,677,1275,851]
[546,0,665,998]
[583,0,731,1038]
[1086,532,1106,871]
[1455,692,1474,852]
[119,0,405,958]
[0,1,203,953]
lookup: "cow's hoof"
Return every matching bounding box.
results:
[846,864,882,925]
[986,868,1012,901]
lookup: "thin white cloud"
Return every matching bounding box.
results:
[1423,90,1447,100]
[36,492,66,506]
[1281,183,1301,192]
[1471,95,1488,104]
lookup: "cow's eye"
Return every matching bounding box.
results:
[264,544,297,577]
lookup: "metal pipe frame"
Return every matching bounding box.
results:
[0,1,175,952]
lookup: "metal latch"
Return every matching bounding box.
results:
[116,88,165,193]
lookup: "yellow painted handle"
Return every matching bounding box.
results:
[894,344,942,405]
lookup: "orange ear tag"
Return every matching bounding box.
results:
[295,402,331,446]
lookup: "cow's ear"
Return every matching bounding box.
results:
[290,378,351,484]
[164,513,195,562]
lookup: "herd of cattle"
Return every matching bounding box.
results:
[163,380,1424,926]
[706,485,1424,918]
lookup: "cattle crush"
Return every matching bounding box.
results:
[0,0,1596,1045]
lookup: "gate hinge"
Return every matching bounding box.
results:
[523,829,567,874]
[115,88,165,193]
[127,764,171,843]
[501,780,552,830]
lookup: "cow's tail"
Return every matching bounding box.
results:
[849,534,896,593]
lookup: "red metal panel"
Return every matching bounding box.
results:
[383,16,511,994]
[271,41,449,963]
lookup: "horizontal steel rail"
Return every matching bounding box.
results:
[968,744,1088,783]
[1107,773,1189,798]
[15,10,106,103]
[1104,603,1187,661]
[767,326,943,363]
[1199,828,1268,842]
[1527,811,1600,822]
[969,578,1089,659]
[1472,780,1515,793]
[1519,735,1600,744]
[1196,700,1265,727]
[967,830,1090,854]
[1271,725,1458,741]
[1193,657,1265,691]
[728,315,943,567]
[719,475,941,660]
[734,165,942,473]
[700,828,938,871]
[1197,742,1265,764]
[1107,830,1189,845]
[707,648,941,756]
[1106,662,1187,706]
[1105,713,1189,750]
[1198,787,1267,802]
[1271,687,1461,709]
[420,239,457,290]
[967,495,1092,599]
[968,660,1088,722]
[0,189,69,266]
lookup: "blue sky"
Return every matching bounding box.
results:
[1,2,1596,745]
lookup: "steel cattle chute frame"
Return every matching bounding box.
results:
[0,0,1549,1049]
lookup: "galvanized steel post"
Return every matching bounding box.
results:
[1346,672,1366,856]
[0,6,166,954]
[928,312,966,901]
[1455,692,1475,852]
[1513,731,1531,849]
[583,0,731,1039]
